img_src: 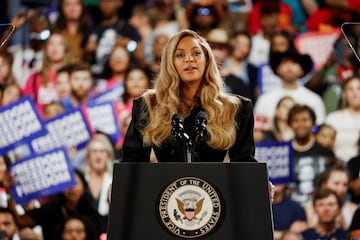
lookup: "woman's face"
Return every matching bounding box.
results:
[46,34,66,63]
[324,171,349,199]
[174,36,206,87]
[109,46,130,74]
[87,140,109,173]
[125,69,149,98]
[62,218,86,240]
[344,78,360,110]
[63,174,85,203]
[62,0,83,21]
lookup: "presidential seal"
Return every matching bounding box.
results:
[158,177,222,238]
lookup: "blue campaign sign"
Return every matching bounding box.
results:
[30,108,93,153]
[84,102,121,144]
[9,147,77,205]
[91,83,124,104]
[0,97,47,155]
[255,141,293,184]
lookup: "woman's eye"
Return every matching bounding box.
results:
[175,53,185,58]
[193,51,202,56]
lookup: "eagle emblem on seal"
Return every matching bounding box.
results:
[174,190,208,226]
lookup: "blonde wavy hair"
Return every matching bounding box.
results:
[141,29,241,150]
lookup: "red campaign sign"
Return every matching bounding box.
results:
[295,29,341,70]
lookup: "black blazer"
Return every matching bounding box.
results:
[122,95,256,163]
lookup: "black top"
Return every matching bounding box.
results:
[122,95,256,163]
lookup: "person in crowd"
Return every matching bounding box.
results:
[301,189,347,239]
[206,28,230,77]
[8,170,105,240]
[10,10,49,88]
[0,207,44,240]
[254,50,325,126]
[223,30,258,103]
[23,32,73,116]
[347,135,360,204]
[0,207,19,240]
[184,2,224,38]
[270,96,296,142]
[83,134,115,217]
[248,1,280,67]
[314,124,336,153]
[55,65,72,101]
[121,29,257,163]
[305,36,358,114]
[54,0,91,61]
[146,33,169,78]
[55,215,98,240]
[60,63,94,111]
[247,0,292,36]
[287,104,336,204]
[128,3,155,65]
[84,0,141,75]
[325,75,360,163]
[304,164,357,230]
[272,183,308,240]
[93,43,132,99]
[121,66,152,114]
[0,52,15,86]
[0,82,22,107]
[258,30,299,95]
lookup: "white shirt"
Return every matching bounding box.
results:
[254,85,326,125]
[325,109,360,162]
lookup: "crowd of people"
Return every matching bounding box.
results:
[0,0,360,239]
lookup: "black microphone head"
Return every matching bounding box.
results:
[195,111,208,120]
[172,113,183,122]
[195,111,208,127]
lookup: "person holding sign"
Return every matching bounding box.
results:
[7,170,105,240]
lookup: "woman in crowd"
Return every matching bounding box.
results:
[271,96,296,142]
[83,134,115,217]
[325,75,360,162]
[54,0,90,61]
[23,32,73,116]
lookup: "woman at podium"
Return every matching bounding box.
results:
[121,29,256,164]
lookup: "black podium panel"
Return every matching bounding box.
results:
[107,162,274,240]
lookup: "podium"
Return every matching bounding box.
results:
[107,162,274,240]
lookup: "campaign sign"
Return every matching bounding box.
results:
[9,147,76,205]
[91,83,124,104]
[30,108,92,153]
[84,102,120,144]
[295,29,341,70]
[255,141,293,184]
[0,96,47,155]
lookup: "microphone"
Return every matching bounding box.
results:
[171,114,192,162]
[171,114,185,143]
[194,111,209,145]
